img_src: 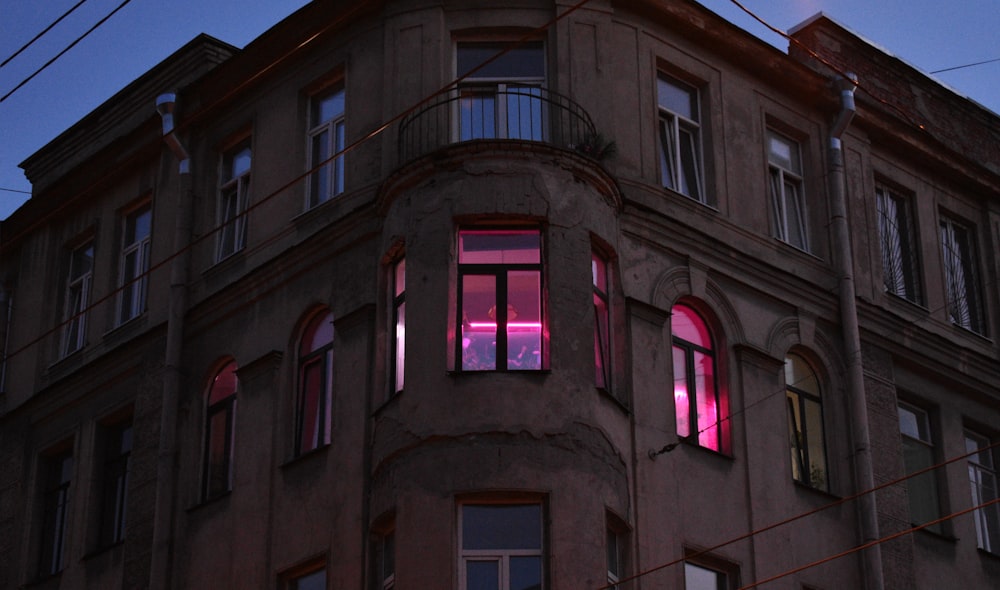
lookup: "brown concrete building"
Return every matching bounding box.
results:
[1,1,998,589]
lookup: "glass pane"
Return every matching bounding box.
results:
[462,275,497,371]
[672,304,711,349]
[657,76,696,121]
[507,270,541,370]
[126,206,152,244]
[768,131,799,172]
[685,563,723,590]
[673,345,690,439]
[314,88,345,124]
[299,360,323,451]
[784,354,819,394]
[394,259,406,296]
[209,362,238,404]
[506,86,543,140]
[462,504,541,550]
[301,312,334,355]
[804,398,827,488]
[511,556,542,590]
[466,560,500,590]
[71,244,94,279]
[903,437,940,528]
[693,349,718,450]
[591,253,607,290]
[206,408,230,496]
[334,120,345,195]
[788,392,805,482]
[659,117,677,190]
[898,404,929,442]
[310,131,331,205]
[395,301,406,392]
[784,179,807,248]
[678,126,701,199]
[458,42,544,79]
[460,230,540,264]
[460,90,497,140]
[293,569,326,590]
[594,293,609,388]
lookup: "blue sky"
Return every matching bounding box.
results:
[1,0,998,220]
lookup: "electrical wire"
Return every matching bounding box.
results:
[0,186,31,195]
[931,57,1000,74]
[599,436,1000,590]
[0,0,91,69]
[1,0,134,103]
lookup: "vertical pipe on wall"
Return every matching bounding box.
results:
[828,73,884,590]
[149,92,193,590]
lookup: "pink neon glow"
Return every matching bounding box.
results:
[468,322,542,329]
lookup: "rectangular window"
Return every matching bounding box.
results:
[378,529,395,590]
[606,524,626,589]
[767,130,808,250]
[939,215,986,334]
[289,568,326,590]
[658,74,704,201]
[685,562,727,590]
[460,503,543,590]
[98,420,132,547]
[456,42,545,141]
[217,139,251,260]
[966,429,1000,553]
[899,402,942,533]
[118,203,152,325]
[61,241,94,357]
[38,449,73,577]
[458,229,544,372]
[307,86,346,208]
[875,186,922,303]
[593,252,610,389]
[393,259,406,395]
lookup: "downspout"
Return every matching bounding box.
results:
[149,92,193,590]
[828,74,884,590]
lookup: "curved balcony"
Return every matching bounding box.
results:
[398,86,597,164]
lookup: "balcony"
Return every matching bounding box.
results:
[398,87,596,164]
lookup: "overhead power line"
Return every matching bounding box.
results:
[0,0,91,69]
[0,186,31,195]
[931,56,1000,74]
[1,0,134,103]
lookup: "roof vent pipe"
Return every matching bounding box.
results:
[156,93,190,174]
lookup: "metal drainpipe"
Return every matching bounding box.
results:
[828,74,884,590]
[149,92,193,590]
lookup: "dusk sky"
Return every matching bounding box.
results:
[2,0,998,220]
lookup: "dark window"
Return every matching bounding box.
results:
[672,304,726,452]
[940,215,986,334]
[297,311,334,454]
[458,229,544,372]
[456,42,545,141]
[290,568,326,590]
[62,241,94,356]
[217,140,251,260]
[593,252,610,389]
[98,421,131,547]
[39,450,73,576]
[658,75,703,201]
[685,562,727,590]
[204,362,237,499]
[785,354,827,490]
[118,203,152,324]
[966,429,1000,553]
[899,402,942,533]
[767,130,808,250]
[875,186,922,303]
[308,87,346,208]
[460,503,543,590]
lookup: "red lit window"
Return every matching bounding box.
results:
[457,229,544,371]
[593,252,610,388]
[672,303,726,452]
[204,361,237,499]
[297,311,334,454]
[392,259,406,394]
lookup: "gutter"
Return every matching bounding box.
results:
[827,74,885,590]
[149,92,194,590]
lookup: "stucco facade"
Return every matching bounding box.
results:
[1,1,998,589]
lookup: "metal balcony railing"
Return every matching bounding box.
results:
[398,86,596,163]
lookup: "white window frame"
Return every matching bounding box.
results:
[306,86,346,209]
[216,139,251,261]
[876,185,922,304]
[658,74,704,201]
[966,429,1000,553]
[458,503,544,590]
[117,203,152,325]
[61,241,94,357]
[767,130,808,250]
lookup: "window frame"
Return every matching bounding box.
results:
[306,85,346,209]
[455,40,547,142]
[203,361,238,500]
[684,561,728,590]
[898,401,943,533]
[671,303,727,453]
[875,184,923,304]
[96,418,132,548]
[61,240,94,357]
[295,311,334,456]
[456,227,546,373]
[216,138,252,261]
[965,428,1000,553]
[657,73,705,202]
[592,251,611,390]
[939,214,986,334]
[458,502,545,590]
[784,353,828,491]
[766,129,808,251]
[117,202,152,325]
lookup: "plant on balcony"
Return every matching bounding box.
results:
[573,132,617,161]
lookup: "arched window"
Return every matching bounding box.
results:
[671,303,725,452]
[297,311,334,455]
[785,353,827,490]
[204,361,237,499]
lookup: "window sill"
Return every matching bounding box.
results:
[912,523,957,543]
[281,443,331,469]
[978,547,1000,561]
[597,386,630,415]
[678,437,733,460]
[188,489,232,513]
[82,539,125,561]
[792,478,839,500]
[883,290,928,313]
[663,186,718,212]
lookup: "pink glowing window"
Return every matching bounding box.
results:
[457,229,545,371]
[297,311,334,454]
[672,303,726,452]
[593,252,610,389]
